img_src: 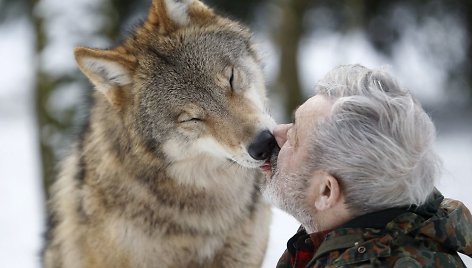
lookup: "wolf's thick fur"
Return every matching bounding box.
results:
[43,0,274,267]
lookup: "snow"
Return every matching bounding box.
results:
[0,117,45,268]
[263,208,300,267]
[1,12,471,268]
[435,133,472,207]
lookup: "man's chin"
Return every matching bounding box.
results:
[260,168,285,207]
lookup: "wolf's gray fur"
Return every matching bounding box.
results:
[43,0,274,267]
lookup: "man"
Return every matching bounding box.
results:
[260,65,472,267]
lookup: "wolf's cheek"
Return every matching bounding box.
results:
[161,135,228,162]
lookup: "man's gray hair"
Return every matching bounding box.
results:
[311,64,441,215]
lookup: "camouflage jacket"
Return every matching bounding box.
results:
[277,193,472,267]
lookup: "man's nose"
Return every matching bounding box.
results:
[247,130,277,160]
[273,124,292,148]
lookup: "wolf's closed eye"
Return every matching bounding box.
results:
[223,65,235,91]
[229,67,235,90]
[177,112,203,123]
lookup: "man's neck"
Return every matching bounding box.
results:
[303,205,352,233]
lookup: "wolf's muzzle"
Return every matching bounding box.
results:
[248,130,277,160]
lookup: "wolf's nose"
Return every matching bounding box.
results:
[248,130,277,160]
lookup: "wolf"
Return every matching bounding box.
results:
[42,0,277,267]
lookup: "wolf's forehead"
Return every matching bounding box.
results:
[138,34,255,77]
[181,30,252,56]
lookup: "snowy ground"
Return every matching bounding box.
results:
[1,20,471,268]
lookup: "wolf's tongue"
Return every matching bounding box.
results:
[260,159,271,172]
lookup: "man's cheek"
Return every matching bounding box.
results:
[279,147,294,170]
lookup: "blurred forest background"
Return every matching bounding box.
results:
[1,0,471,199]
[0,0,471,267]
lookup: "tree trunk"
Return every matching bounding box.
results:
[30,0,55,198]
[275,0,311,119]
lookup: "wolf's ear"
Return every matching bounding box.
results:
[148,0,215,33]
[74,47,135,106]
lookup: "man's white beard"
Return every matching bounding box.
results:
[262,169,318,233]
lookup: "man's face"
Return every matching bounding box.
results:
[262,95,333,223]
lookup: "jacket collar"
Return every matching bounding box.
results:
[310,202,441,264]
[340,207,411,229]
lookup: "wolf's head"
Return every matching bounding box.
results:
[74,0,275,171]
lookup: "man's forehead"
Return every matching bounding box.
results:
[294,107,307,122]
[294,95,332,123]
[295,96,319,117]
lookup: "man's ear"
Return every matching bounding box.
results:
[147,0,215,34]
[314,174,342,211]
[74,47,135,106]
